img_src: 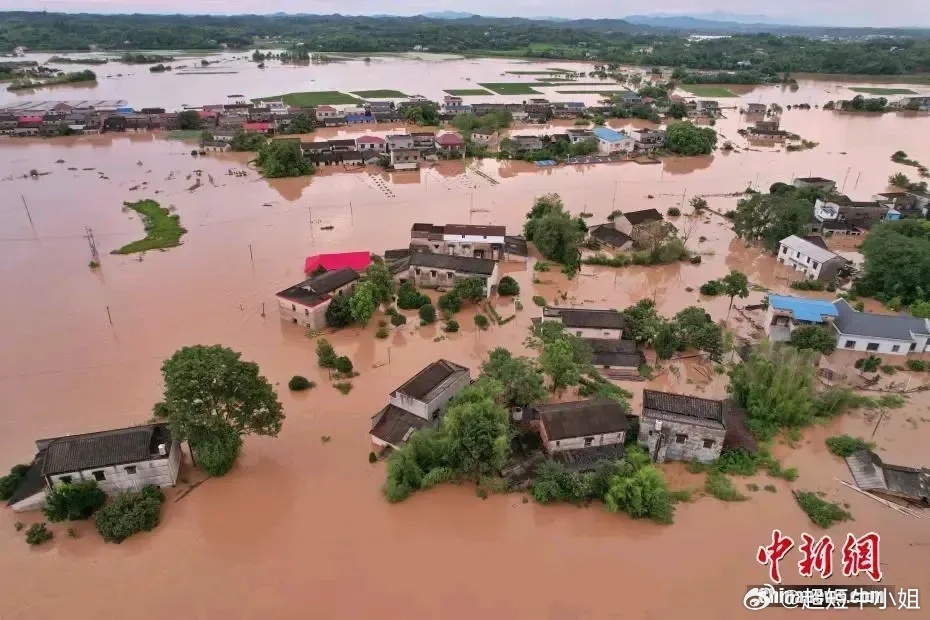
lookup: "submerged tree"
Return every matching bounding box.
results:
[523,194,584,269]
[479,347,546,409]
[721,270,750,319]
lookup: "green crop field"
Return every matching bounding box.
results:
[351,89,408,98]
[478,82,543,95]
[444,88,494,96]
[849,87,917,95]
[681,85,738,97]
[555,90,630,96]
[253,91,359,106]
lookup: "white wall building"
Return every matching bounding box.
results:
[833,299,930,356]
[535,400,630,453]
[777,235,847,281]
[275,267,360,329]
[540,307,625,339]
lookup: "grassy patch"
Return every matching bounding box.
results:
[505,70,557,75]
[444,88,494,96]
[681,85,737,97]
[112,199,186,255]
[555,90,631,96]
[850,87,917,95]
[352,89,408,98]
[254,91,359,106]
[825,435,875,457]
[794,491,853,528]
[479,82,543,95]
[705,472,747,502]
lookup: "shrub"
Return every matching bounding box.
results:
[880,364,897,375]
[794,491,852,528]
[855,355,881,373]
[764,484,777,493]
[94,486,165,543]
[532,295,546,307]
[419,303,437,325]
[690,255,702,264]
[906,359,927,371]
[334,381,353,395]
[397,281,430,310]
[705,472,747,502]
[368,452,378,464]
[789,325,837,355]
[474,314,490,330]
[315,338,338,368]
[390,312,407,327]
[437,290,462,314]
[288,375,314,391]
[43,480,106,522]
[667,207,681,217]
[152,401,170,418]
[825,435,874,457]
[699,280,724,296]
[497,276,520,296]
[334,356,354,374]
[193,432,242,476]
[25,522,53,546]
[790,279,825,291]
[14,521,24,531]
[443,319,460,333]
[0,463,31,501]
[375,326,389,339]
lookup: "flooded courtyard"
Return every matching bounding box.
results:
[1,57,930,619]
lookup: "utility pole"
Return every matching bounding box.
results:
[22,195,36,237]
[85,227,100,266]
[249,243,254,266]
[841,166,851,193]
[105,305,113,326]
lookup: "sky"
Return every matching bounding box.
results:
[2,0,929,28]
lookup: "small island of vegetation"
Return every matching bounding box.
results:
[6,69,96,91]
[112,199,187,255]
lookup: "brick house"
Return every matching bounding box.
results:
[639,390,727,464]
[540,307,624,339]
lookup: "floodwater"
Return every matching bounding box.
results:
[1,59,930,620]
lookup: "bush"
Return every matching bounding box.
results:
[375,326,389,339]
[390,312,407,327]
[532,295,546,307]
[794,491,852,528]
[789,325,837,355]
[497,276,520,296]
[0,463,31,501]
[419,303,437,324]
[334,356,354,374]
[906,359,928,371]
[667,207,681,217]
[705,472,747,502]
[699,280,724,296]
[397,281,430,310]
[368,452,378,464]
[764,484,777,492]
[288,375,314,391]
[43,480,107,522]
[474,314,490,330]
[152,401,170,418]
[94,486,165,543]
[443,319,460,333]
[855,354,881,373]
[334,381,353,395]
[880,364,897,375]
[790,279,826,291]
[438,290,462,314]
[25,522,53,546]
[825,435,874,457]
[193,432,242,476]
[316,338,338,368]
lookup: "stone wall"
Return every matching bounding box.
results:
[639,415,725,464]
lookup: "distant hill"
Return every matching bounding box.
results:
[623,13,930,36]
[420,12,479,20]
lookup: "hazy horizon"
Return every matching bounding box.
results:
[2,1,929,28]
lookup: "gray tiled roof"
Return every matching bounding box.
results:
[394,359,469,401]
[543,307,624,330]
[589,224,633,248]
[41,424,171,476]
[536,399,630,440]
[642,390,725,427]
[833,299,930,341]
[409,252,496,276]
[586,338,644,368]
[369,404,428,448]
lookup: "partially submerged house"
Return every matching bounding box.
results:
[7,423,181,512]
[592,126,635,155]
[764,294,840,342]
[540,307,624,339]
[744,103,768,114]
[793,177,837,192]
[777,235,847,281]
[812,197,888,232]
[390,148,420,170]
[639,390,727,464]
[369,360,471,449]
[586,338,645,380]
[275,267,360,329]
[409,223,507,261]
[588,224,633,251]
[833,298,930,356]
[304,251,371,276]
[532,399,630,468]
[845,450,929,506]
[406,253,499,296]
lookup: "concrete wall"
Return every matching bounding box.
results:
[445,241,502,261]
[277,298,330,330]
[48,440,181,493]
[563,325,623,340]
[639,416,725,464]
[389,370,470,421]
[837,334,927,356]
[540,424,625,453]
[409,265,497,298]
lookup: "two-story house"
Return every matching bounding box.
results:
[390,148,420,170]
[592,126,636,155]
[436,132,465,154]
[387,134,415,151]
[639,390,727,464]
[631,128,667,151]
[777,235,847,281]
[356,135,386,152]
[744,103,768,115]
[612,208,667,248]
[532,399,630,465]
[812,197,888,233]
[540,307,624,339]
[793,177,837,192]
[409,223,507,260]
[275,267,360,329]
[314,105,343,121]
[369,360,471,449]
[405,253,499,296]
[510,134,544,152]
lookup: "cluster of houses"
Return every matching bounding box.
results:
[588,207,670,251]
[292,131,466,169]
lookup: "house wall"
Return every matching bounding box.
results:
[638,416,725,464]
[777,243,840,281]
[47,440,182,493]
[540,424,625,453]
[389,370,470,421]
[9,489,48,512]
[836,334,928,356]
[614,217,634,236]
[565,325,624,340]
[409,264,498,298]
[444,241,503,261]
[277,297,329,329]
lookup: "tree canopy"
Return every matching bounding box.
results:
[665,121,717,156]
[479,347,546,409]
[256,140,315,178]
[523,194,584,270]
[855,219,930,305]
[731,193,813,251]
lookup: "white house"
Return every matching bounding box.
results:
[540,306,625,339]
[535,399,630,453]
[275,267,360,329]
[314,105,343,121]
[591,126,636,155]
[410,223,507,260]
[777,235,847,281]
[406,253,499,297]
[7,423,181,512]
[764,294,839,342]
[369,359,471,449]
[833,299,930,356]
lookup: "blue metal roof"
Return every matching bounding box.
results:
[768,295,838,323]
[592,127,624,142]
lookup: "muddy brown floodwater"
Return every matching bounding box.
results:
[1,63,930,619]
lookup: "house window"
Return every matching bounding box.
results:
[866,343,880,352]
[447,271,455,279]
[780,246,787,254]
[812,261,819,269]
[555,440,560,447]
[617,433,624,440]
[92,470,106,482]
[675,434,687,444]
[844,340,856,349]
[430,270,437,277]
[125,466,137,475]
[584,437,594,447]
[59,475,73,484]
[703,439,715,449]
[891,345,900,353]
[910,343,917,351]
[576,331,583,337]
[415,268,421,275]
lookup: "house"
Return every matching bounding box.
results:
[7,423,181,512]
[794,177,837,192]
[613,208,665,246]
[369,360,471,449]
[341,150,364,165]
[874,191,930,217]
[390,148,420,170]
[323,117,347,127]
[639,390,727,464]
[534,400,630,464]
[275,267,360,329]
[592,126,636,155]
[833,299,930,356]
[406,253,499,295]
[845,450,929,505]
[813,197,888,231]
[471,130,494,144]
[510,134,543,152]
[745,103,768,114]
[616,91,643,106]
[201,140,231,152]
[211,128,239,142]
[588,224,633,251]
[365,101,394,113]
[753,119,781,133]
[764,294,839,342]
[387,134,415,151]
[695,100,720,115]
[777,235,847,281]
[356,135,386,152]
[345,113,373,125]
[374,111,404,123]
[241,121,273,135]
[300,140,331,155]
[565,128,594,144]
[304,251,371,276]
[410,223,507,260]
[436,132,465,153]
[329,138,357,152]
[410,131,436,149]
[631,128,666,151]
[315,105,342,121]
[586,338,644,379]
[540,306,624,339]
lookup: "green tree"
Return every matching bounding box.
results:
[497,276,520,296]
[438,290,463,314]
[316,338,338,368]
[229,130,267,152]
[653,322,680,360]
[349,281,378,326]
[94,486,165,543]
[285,112,315,134]
[540,339,581,394]
[665,121,717,156]
[621,299,661,344]
[732,194,813,251]
[856,220,930,305]
[910,301,930,318]
[721,270,750,318]
[789,325,837,354]
[325,291,354,328]
[479,347,546,408]
[604,463,674,524]
[160,345,284,473]
[443,382,511,481]
[256,140,315,178]
[453,277,487,302]
[177,109,202,130]
[419,303,437,324]
[364,261,394,303]
[889,172,910,188]
[523,194,584,269]
[43,480,106,522]
[193,426,243,476]
[666,101,689,120]
[403,102,440,126]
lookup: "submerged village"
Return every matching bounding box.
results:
[2,47,930,618]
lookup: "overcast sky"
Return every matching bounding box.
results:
[3,0,929,28]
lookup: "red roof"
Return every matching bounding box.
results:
[316,105,336,112]
[18,116,43,124]
[304,251,371,275]
[197,110,217,118]
[356,135,385,144]
[436,133,465,146]
[243,122,272,131]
